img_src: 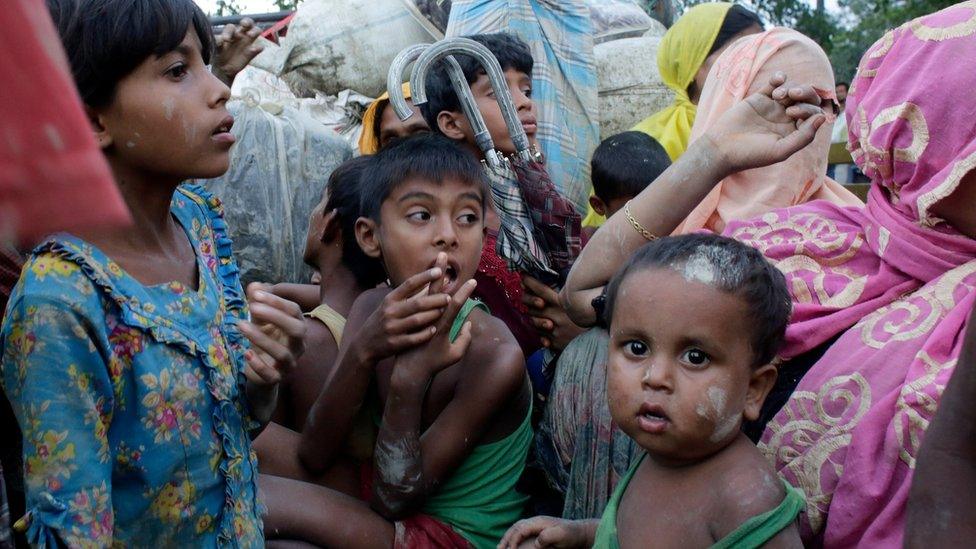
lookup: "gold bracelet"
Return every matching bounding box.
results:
[624,200,658,242]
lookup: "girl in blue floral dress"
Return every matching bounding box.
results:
[0,1,305,546]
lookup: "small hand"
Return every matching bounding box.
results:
[704,71,827,175]
[522,276,585,352]
[498,516,593,549]
[394,277,478,380]
[238,282,306,386]
[358,253,456,362]
[213,18,265,85]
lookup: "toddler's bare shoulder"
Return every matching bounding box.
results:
[712,443,788,526]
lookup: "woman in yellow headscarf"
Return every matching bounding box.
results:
[583,2,763,227]
[357,82,430,155]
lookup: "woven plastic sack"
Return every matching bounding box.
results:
[595,25,671,139]
[250,0,437,98]
[200,99,352,285]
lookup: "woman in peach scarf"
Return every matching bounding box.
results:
[676,27,862,234]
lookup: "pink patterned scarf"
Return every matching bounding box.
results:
[725,2,976,545]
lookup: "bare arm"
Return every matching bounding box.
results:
[906,304,976,547]
[298,268,449,474]
[371,283,527,517]
[561,74,829,326]
[287,319,340,431]
[298,291,384,474]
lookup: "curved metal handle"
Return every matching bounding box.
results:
[388,44,430,122]
[387,44,499,165]
[410,37,533,161]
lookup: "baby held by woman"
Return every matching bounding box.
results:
[503,234,803,548]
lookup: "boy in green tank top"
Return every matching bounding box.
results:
[261,134,533,548]
[501,234,804,549]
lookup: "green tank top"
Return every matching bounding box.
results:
[592,454,805,549]
[374,299,533,549]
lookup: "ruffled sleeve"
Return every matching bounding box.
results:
[1,262,114,547]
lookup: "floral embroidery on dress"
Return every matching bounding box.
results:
[0,185,263,547]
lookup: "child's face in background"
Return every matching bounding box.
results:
[378,101,430,150]
[466,68,539,156]
[606,267,770,466]
[96,28,234,181]
[369,176,485,294]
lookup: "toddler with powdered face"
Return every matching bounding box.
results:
[502,234,804,549]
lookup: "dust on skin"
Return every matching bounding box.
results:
[694,385,739,444]
[163,97,176,120]
[182,115,200,145]
[373,435,421,503]
[670,245,745,289]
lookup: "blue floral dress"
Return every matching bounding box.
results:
[0,185,263,547]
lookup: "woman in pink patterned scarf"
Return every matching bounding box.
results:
[725,2,976,544]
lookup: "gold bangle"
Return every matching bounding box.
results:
[624,200,657,242]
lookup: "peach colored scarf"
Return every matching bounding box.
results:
[675,28,862,235]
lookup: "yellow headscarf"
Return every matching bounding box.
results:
[632,2,733,159]
[358,82,412,155]
[583,2,733,228]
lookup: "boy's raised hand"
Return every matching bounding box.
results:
[356,258,456,363]
[239,282,306,386]
[393,276,479,382]
[213,17,265,86]
[703,71,828,175]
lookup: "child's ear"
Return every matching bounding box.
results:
[85,105,112,149]
[743,363,778,422]
[437,110,468,142]
[321,209,341,244]
[354,216,383,259]
[589,195,608,217]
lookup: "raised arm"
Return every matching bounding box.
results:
[906,303,976,546]
[561,73,829,326]
[370,280,527,518]
[298,268,449,474]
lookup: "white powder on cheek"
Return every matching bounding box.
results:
[163,97,176,120]
[182,116,199,144]
[707,385,740,443]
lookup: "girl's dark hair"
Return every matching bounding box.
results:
[321,156,387,288]
[708,4,764,56]
[419,32,534,132]
[48,0,214,107]
[603,234,791,367]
